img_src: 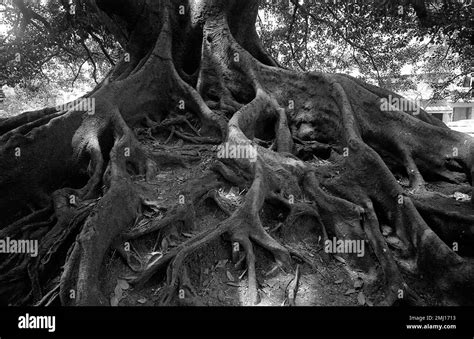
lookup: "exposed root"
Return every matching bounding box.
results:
[59,108,157,306]
[1,0,473,308]
[124,203,195,240]
[112,240,143,272]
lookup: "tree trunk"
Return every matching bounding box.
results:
[0,0,473,306]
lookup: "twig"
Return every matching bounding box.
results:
[286,264,300,306]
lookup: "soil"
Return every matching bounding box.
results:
[96,130,460,307]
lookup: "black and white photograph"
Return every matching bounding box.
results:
[0,0,473,337]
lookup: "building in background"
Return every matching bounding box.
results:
[396,72,474,136]
[421,99,474,124]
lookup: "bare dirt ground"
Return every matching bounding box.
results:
[96,129,470,307]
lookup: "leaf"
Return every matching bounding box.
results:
[215,259,228,269]
[381,225,392,236]
[137,297,147,304]
[334,279,343,284]
[142,199,161,207]
[226,282,241,287]
[357,291,366,306]
[117,279,130,290]
[366,299,374,307]
[226,271,234,281]
[146,203,162,213]
[453,192,470,201]
[161,238,169,252]
[354,278,364,290]
[217,290,226,302]
[344,288,357,295]
[136,218,151,228]
[182,232,193,238]
[122,275,138,282]
[114,285,123,300]
[386,236,403,249]
[110,296,119,307]
[334,255,346,264]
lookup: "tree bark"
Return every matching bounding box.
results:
[0,0,473,306]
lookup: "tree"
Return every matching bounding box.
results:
[0,0,473,307]
[0,0,118,87]
[258,0,473,97]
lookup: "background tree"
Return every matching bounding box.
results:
[0,0,119,114]
[1,0,471,112]
[258,0,473,97]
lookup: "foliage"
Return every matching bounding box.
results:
[0,0,472,110]
[257,0,473,98]
[0,0,120,88]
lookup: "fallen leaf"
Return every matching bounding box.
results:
[182,232,193,238]
[137,218,151,228]
[137,298,147,304]
[357,291,366,306]
[215,259,228,269]
[453,192,470,201]
[334,279,343,284]
[226,271,234,281]
[147,205,161,213]
[161,238,169,252]
[110,296,119,307]
[366,299,374,307]
[118,279,130,290]
[334,255,346,264]
[386,236,404,250]
[217,290,226,302]
[354,278,364,290]
[114,285,123,300]
[226,282,241,287]
[344,288,357,295]
[381,225,392,236]
[142,199,161,207]
[122,275,138,282]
